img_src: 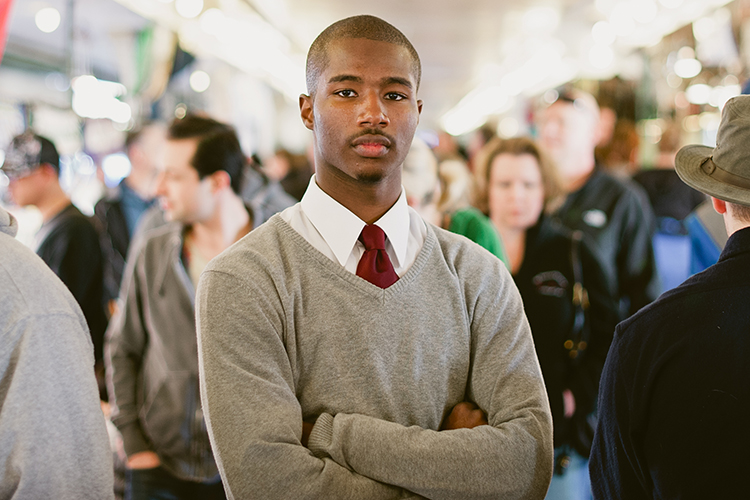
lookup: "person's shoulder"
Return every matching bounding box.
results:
[0,233,84,328]
[431,223,508,274]
[207,214,290,275]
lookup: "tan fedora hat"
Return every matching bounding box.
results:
[675,95,750,206]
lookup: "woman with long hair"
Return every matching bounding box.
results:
[476,136,618,500]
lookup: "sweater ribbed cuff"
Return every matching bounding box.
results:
[307,413,334,459]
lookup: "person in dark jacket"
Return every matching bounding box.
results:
[538,89,659,319]
[476,136,619,500]
[2,132,108,387]
[590,95,750,499]
[94,123,163,313]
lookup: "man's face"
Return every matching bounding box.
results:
[156,139,214,224]
[300,37,422,187]
[538,101,598,171]
[7,166,45,207]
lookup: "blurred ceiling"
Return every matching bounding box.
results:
[2,0,736,132]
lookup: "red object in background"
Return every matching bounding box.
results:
[0,0,15,65]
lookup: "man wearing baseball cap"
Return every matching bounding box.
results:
[589,95,750,499]
[2,131,108,395]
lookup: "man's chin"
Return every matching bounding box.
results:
[355,171,386,184]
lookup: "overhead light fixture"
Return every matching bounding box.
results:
[589,44,614,69]
[35,7,61,33]
[189,70,210,92]
[71,75,132,123]
[175,0,203,19]
[592,21,616,45]
[685,83,711,105]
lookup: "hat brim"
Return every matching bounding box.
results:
[675,144,750,206]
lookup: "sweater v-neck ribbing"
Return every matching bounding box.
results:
[270,215,437,298]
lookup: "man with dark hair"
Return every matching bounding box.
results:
[105,115,255,499]
[197,15,553,499]
[2,131,108,389]
[94,123,164,313]
[590,95,750,499]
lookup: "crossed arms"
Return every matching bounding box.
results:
[196,259,553,499]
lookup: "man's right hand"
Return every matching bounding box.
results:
[127,451,161,469]
[440,401,488,430]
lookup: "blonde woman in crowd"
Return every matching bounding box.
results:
[476,136,618,500]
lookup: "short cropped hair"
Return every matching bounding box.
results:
[167,115,245,194]
[728,202,750,222]
[475,136,563,214]
[305,15,421,95]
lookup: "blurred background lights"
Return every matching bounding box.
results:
[685,83,711,105]
[102,153,132,188]
[175,0,203,19]
[498,117,520,138]
[71,75,132,123]
[673,58,702,78]
[589,44,614,69]
[200,8,224,36]
[189,70,211,92]
[592,21,616,45]
[522,6,560,32]
[35,7,61,33]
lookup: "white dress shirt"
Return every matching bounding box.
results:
[279,175,426,277]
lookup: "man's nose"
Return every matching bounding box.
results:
[358,92,389,127]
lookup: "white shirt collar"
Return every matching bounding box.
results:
[300,175,411,268]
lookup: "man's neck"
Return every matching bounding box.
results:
[37,187,72,222]
[187,192,251,262]
[124,168,155,200]
[315,168,402,225]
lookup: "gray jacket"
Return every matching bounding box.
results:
[105,221,217,482]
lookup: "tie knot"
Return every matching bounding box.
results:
[359,224,386,251]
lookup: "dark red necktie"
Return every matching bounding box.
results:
[356,224,399,288]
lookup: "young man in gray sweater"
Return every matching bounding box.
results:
[196,15,553,499]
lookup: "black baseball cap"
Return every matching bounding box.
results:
[1,131,60,179]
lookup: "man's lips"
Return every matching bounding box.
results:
[351,135,391,158]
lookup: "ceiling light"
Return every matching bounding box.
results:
[592,21,616,45]
[685,84,711,105]
[610,3,636,37]
[522,7,560,32]
[35,7,61,33]
[189,70,211,92]
[693,17,716,41]
[589,44,614,69]
[632,0,658,23]
[498,117,520,138]
[175,0,203,19]
[673,58,702,78]
[200,8,224,36]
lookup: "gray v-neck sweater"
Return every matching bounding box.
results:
[197,215,553,499]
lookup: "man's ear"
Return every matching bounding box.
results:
[209,170,231,193]
[417,99,423,116]
[299,94,314,131]
[39,163,59,180]
[711,196,727,215]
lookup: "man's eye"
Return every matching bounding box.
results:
[385,92,406,101]
[335,89,356,98]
